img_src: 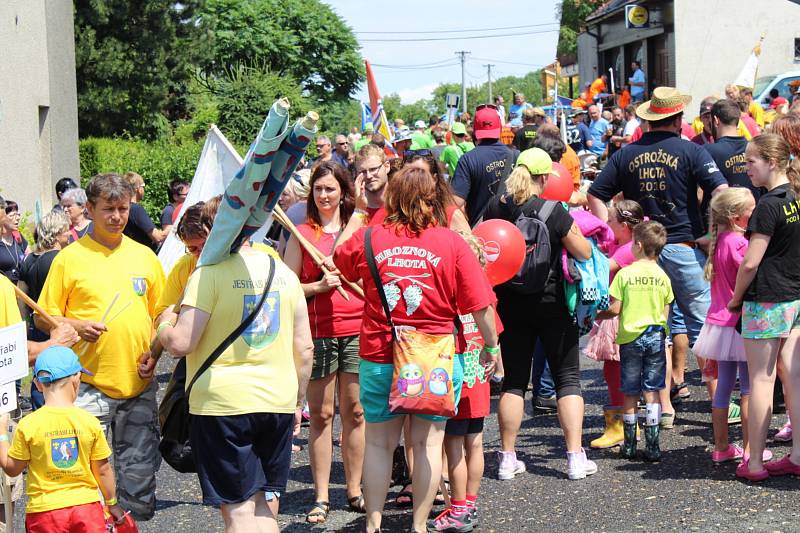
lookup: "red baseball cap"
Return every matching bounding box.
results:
[474,107,501,140]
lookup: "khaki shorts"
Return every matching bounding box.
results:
[311,335,360,379]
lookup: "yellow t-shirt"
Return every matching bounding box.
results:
[0,276,22,327]
[155,253,198,318]
[155,245,280,319]
[749,101,765,128]
[609,260,674,345]
[692,118,753,141]
[37,235,165,399]
[181,248,303,416]
[9,406,111,513]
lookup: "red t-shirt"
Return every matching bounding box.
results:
[453,310,503,420]
[630,126,643,143]
[297,224,363,338]
[333,224,495,364]
[368,205,458,228]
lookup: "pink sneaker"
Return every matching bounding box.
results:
[712,444,743,464]
[743,449,774,463]
[735,460,769,481]
[774,422,793,442]
[764,455,800,476]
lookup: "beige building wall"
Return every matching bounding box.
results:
[674,0,800,119]
[0,0,79,216]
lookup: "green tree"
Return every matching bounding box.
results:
[556,0,605,58]
[200,0,363,104]
[211,62,310,146]
[74,0,205,139]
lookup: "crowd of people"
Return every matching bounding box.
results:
[2,78,800,533]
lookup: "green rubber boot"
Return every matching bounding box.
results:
[620,421,638,459]
[643,423,661,462]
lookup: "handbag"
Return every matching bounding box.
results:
[158,255,276,473]
[365,227,456,417]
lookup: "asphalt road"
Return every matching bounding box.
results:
[15,355,799,532]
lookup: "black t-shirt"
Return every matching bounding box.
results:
[161,204,176,226]
[566,122,590,152]
[451,141,519,227]
[123,203,157,250]
[588,131,728,243]
[745,184,800,302]
[0,235,27,282]
[20,250,58,341]
[484,195,574,315]
[703,136,762,199]
[513,125,539,151]
[20,250,58,302]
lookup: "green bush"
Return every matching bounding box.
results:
[79,136,203,221]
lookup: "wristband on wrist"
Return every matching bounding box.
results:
[156,321,173,340]
[0,434,9,443]
[353,208,369,222]
[483,345,500,356]
[105,497,118,506]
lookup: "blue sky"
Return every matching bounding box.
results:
[328,0,561,104]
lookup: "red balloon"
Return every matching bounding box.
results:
[472,219,525,286]
[541,161,573,202]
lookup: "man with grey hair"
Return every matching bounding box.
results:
[312,135,347,169]
[333,133,352,168]
[36,173,165,520]
[508,93,533,129]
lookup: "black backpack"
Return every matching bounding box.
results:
[504,196,557,294]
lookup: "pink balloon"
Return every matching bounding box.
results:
[472,219,525,286]
[542,161,573,202]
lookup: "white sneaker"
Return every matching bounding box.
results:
[497,451,526,480]
[567,448,598,480]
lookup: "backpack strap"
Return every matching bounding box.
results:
[365,227,397,341]
[537,200,558,223]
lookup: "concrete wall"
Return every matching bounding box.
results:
[674,0,800,119]
[0,0,79,216]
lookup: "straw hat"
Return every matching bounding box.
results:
[636,87,692,121]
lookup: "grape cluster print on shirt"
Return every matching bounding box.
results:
[382,272,432,316]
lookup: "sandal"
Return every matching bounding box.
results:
[395,483,413,507]
[434,479,449,505]
[347,494,366,513]
[306,501,330,524]
[670,382,690,401]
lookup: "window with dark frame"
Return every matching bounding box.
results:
[795,38,800,62]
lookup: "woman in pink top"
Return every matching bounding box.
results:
[585,200,642,449]
[284,162,366,523]
[692,187,763,464]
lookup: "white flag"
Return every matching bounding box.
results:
[733,34,764,89]
[157,125,243,273]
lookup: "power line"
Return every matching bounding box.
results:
[371,58,458,68]
[471,57,547,68]
[360,29,559,42]
[355,22,559,35]
[371,59,460,70]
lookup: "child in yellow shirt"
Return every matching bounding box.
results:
[0,346,126,532]
[599,221,674,463]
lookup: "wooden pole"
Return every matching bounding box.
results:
[273,206,365,299]
[7,280,59,329]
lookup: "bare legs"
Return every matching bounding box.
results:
[499,392,584,453]
[363,417,446,533]
[220,492,278,533]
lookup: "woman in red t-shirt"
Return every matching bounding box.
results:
[284,162,366,524]
[333,166,499,533]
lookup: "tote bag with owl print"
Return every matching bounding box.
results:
[365,228,457,417]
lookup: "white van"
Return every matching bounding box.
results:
[754,71,800,108]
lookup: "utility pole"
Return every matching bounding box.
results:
[484,64,495,103]
[456,50,470,113]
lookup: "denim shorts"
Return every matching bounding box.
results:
[619,326,667,395]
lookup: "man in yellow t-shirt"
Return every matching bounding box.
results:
[741,87,765,128]
[35,173,165,521]
[599,221,673,463]
[0,346,125,529]
[159,246,313,531]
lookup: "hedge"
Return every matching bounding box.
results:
[79,137,204,222]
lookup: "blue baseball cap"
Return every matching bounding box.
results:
[33,346,93,383]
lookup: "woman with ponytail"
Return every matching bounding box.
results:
[728,133,800,480]
[484,148,595,481]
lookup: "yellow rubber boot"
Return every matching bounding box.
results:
[590,408,624,449]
